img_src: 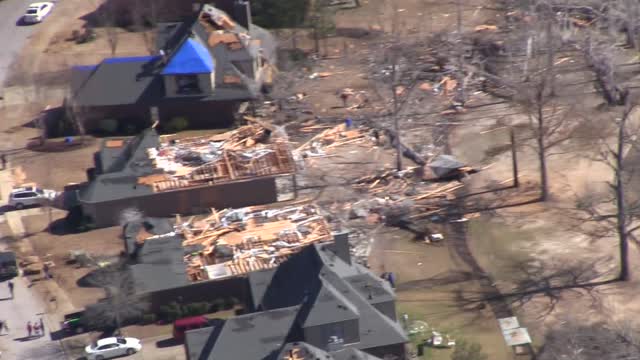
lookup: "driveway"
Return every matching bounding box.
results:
[0,0,43,93]
[0,251,67,360]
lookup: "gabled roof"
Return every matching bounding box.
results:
[251,243,408,352]
[186,306,300,360]
[71,56,163,107]
[161,38,215,75]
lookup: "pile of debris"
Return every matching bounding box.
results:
[173,204,333,281]
[296,123,370,158]
[296,124,478,226]
[141,124,294,192]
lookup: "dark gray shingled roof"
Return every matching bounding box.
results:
[185,306,300,360]
[79,128,161,204]
[72,5,257,108]
[251,243,407,353]
[332,347,384,360]
[72,56,163,107]
[122,218,202,294]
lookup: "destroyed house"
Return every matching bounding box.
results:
[70,124,296,228]
[123,203,333,296]
[68,1,275,132]
[185,236,407,360]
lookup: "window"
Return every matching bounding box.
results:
[97,344,118,350]
[26,9,37,14]
[116,338,126,345]
[40,5,47,10]
[175,75,201,95]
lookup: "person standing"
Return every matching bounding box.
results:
[26,321,32,337]
[43,263,51,280]
[8,281,13,299]
[39,318,44,336]
[1,153,7,170]
[3,320,8,334]
[0,320,4,335]
[33,322,40,337]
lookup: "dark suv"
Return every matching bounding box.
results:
[0,251,18,279]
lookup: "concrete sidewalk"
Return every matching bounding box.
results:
[0,161,75,359]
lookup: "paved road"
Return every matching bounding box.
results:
[0,0,38,93]
[0,273,66,360]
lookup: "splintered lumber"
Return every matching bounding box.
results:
[413,183,464,201]
[244,115,276,131]
[296,126,339,151]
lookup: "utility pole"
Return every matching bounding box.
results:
[391,53,402,171]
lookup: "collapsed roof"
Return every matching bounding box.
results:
[79,124,294,204]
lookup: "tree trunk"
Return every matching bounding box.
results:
[291,28,298,50]
[313,26,320,54]
[510,127,519,188]
[536,94,549,201]
[391,54,402,171]
[616,109,630,281]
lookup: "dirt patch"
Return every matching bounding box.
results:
[23,212,122,309]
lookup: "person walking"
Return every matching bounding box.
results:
[39,318,44,336]
[33,322,40,337]
[0,320,4,335]
[3,320,8,334]
[1,153,7,170]
[26,321,32,337]
[8,281,13,299]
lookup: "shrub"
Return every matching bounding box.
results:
[141,313,156,325]
[222,297,237,310]
[166,117,189,133]
[208,301,220,313]
[98,118,118,134]
[451,340,488,360]
[183,302,210,317]
[159,302,183,322]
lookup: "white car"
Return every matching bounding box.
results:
[23,2,54,24]
[84,337,142,360]
[8,186,57,209]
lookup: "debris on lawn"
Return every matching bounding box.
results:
[424,331,456,348]
[308,72,333,79]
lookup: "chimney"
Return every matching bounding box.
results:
[234,0,251,29]
[330,231,351,265]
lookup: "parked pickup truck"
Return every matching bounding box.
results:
[61,311,91,335]
[0,251,18,280]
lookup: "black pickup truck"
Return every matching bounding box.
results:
[61,311,91,335]
[0,251,18,280]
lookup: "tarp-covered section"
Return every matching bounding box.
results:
[162,38,215,75]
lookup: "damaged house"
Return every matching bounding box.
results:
[68,1,275,132]
[67,124,296,227]
[184,233,407,359]
[123,203,333,296]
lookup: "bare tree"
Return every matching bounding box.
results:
[132,0,159,55]
[102,3,119,56]
[307,0,336,57]
[576,100,640,281]
[84,260,149,333]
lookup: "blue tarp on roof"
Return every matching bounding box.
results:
[103,56,161,64]
[72,65,98,71]
[161,38,214,75]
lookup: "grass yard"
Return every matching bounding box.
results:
[372,224,515,360]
